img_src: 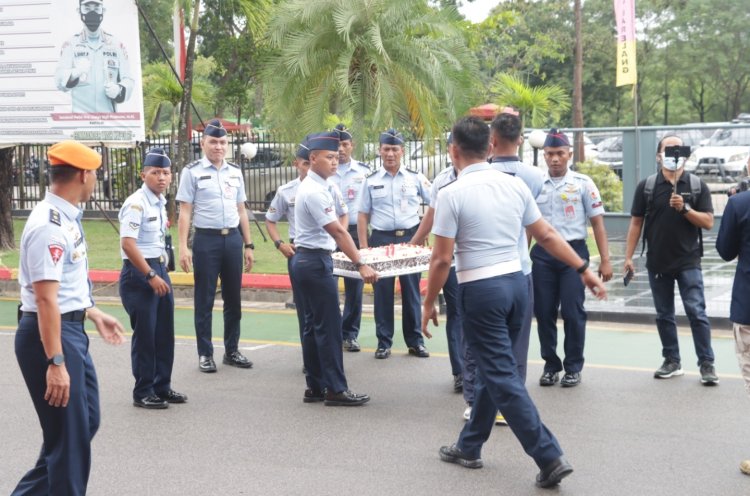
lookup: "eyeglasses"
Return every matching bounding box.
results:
[80,3,103,14]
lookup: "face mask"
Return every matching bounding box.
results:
[661,154,683,171]
[81,10,103,32]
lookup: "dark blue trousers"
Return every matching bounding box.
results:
[14,317,100,495]
[192,229,243,357]
[369,229,423,349]
[288,256,306,344]
[341,226,364,341]
[456,273,563,468]
[442,267,463,376]
[463,273,533,404]
[120,259,175,400]
[290,251,348,394]
[531,240,589,374]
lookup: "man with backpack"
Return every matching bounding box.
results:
[623,135,719,385]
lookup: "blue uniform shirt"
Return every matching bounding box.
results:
[536,169,605,241]
[118,183,167,259]
[432,162,541,273]
[294,171,339,251]
[330,160,370,226]
[266,177,347,239]
[175,157,247,229]
[491,157,545,275]
[54,30,134,113]
[19,193,93,313]
[359,166,431,230]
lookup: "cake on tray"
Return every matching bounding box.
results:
[332,243,433,279]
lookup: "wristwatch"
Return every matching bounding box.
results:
[576,260,590,274]
[244,243,255,250]
[681,203,692,215]
[274,240,283,249]
[47,354,65,366]
[146,270,156,280]
[354,261,365,269]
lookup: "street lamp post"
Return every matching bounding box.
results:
[528,129,547,167]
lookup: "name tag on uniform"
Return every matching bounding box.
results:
[198,175,211,181]
[148,216,157,222]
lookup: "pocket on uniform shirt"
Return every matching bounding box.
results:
[371,188,387,199]
[536,194,549,204]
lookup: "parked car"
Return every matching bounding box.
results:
[684,126,750,181]
[241,144,297,211]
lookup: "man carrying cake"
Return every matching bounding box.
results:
[357,129,432,359]
[290,131,377,406]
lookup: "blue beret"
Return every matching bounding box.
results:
[204,118,227,138]
[296,139,310,161]
[143,147,171,168]
[334,123,352,141]
[307,132,340,152]
[543,128,570,148]
[380,128,404,145]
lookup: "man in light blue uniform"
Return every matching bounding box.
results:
[119,148,186,409]
[55,1,134,113]
[176,119,256,373]
[330,124,371,352]
[358,128,432,359]
[410,138,463,392]
[13,140,125,495]
[533,129,612,388]
[422,117,607,488]
[290,132,377,406]
[266,139,348,346]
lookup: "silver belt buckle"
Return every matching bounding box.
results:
[395,229,405,237]
[220,228,229,235]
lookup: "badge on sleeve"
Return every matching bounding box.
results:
[129,222,140,230]
[48,243,64,265]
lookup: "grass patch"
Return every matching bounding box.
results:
[1,218,292,274]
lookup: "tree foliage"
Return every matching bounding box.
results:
[261,0,479,146]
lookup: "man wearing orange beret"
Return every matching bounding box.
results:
[13,140,126,495]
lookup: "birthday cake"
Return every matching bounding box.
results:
[332,243,433,278]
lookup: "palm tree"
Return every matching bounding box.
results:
[490,73,571,129]
[262,0,479,146]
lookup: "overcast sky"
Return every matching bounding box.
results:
[458,0,501,23]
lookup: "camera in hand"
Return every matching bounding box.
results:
[663,145,692,160]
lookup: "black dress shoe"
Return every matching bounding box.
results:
[453,375,463,393]
[199,355,217,373]
[408,344,430,357]
[374,348,391,359]
[539,371,559,386]
[438,444,483,469]
[324,390,370,406]
[133,395,168,409]
[157,390,188,404]
[560,372,581,387]
[223,350,253,368]
[536,456,574,488]
[303,388,325,403]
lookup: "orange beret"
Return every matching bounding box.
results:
[48,140,102,170]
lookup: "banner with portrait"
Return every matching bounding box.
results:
[0,0,145,144]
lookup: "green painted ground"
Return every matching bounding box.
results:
[1,298,740,379]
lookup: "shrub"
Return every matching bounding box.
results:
[574,160,623,212]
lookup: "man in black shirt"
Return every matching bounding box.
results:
[623,135,718,385]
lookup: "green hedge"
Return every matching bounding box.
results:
[574,160,623,213]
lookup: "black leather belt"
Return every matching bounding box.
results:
[347,225,358,232]
[22,310,87,323]
[296,247,333,255]
[194,227,238,236]
[373,226,417,237]
[124,257,164,265]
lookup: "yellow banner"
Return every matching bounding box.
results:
[616,40,637,87]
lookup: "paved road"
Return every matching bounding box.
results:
[1,302,748,495]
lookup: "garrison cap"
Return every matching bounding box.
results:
[307,132,340,152]
[543,128,570,148]
[379,128,404,145]
[204,119,227,138]
[80,0,103,4]
[143,147,171,168]
[48,140,102,170]
[296,139,310,161]
[334,123,352,141]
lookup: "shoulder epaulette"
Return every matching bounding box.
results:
[366,169,379,178]
[438,179,457,191]
[186,160,201,169]
[49,208,61,226]
[356,161,370,170]
[227,161,240,169]
[404,166,418,174]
